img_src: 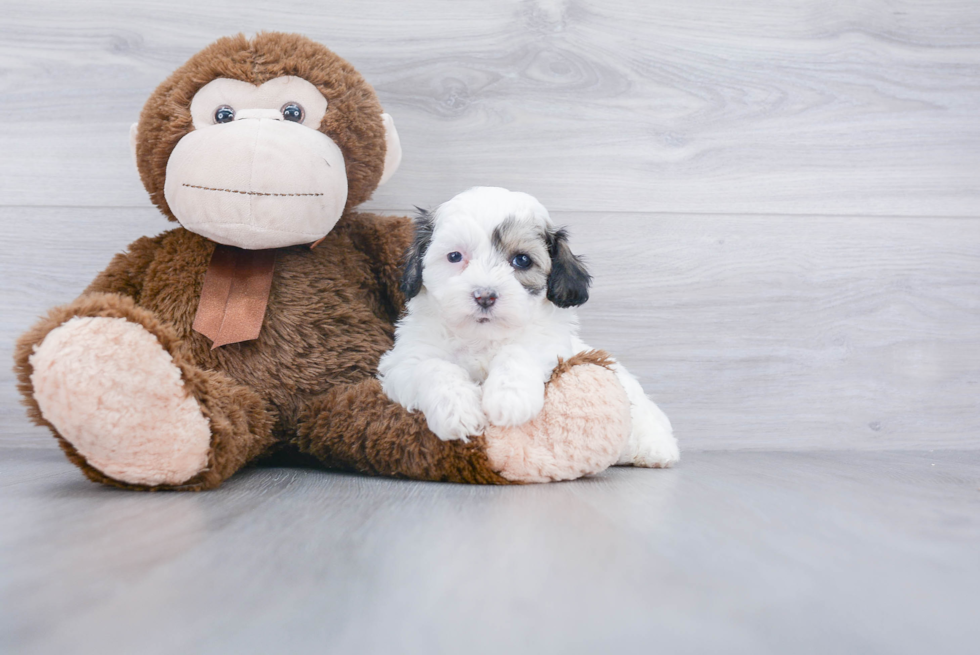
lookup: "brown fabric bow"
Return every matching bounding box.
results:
[193,245,277,349]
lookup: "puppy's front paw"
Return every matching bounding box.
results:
[424,384,487,442]
[620,398,679,468]
[482,375,545,428]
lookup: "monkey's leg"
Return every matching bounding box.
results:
[294,351,631,484]
[15,293,276,491]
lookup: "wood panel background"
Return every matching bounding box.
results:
[1,0,978,450]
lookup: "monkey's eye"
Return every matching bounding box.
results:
[213,105,235,124]
[281,102,305,122]
[511,254,532,269]
[447,252,463,263]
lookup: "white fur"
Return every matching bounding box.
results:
[378,187,679,467]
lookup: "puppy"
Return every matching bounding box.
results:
[378,187,679,468]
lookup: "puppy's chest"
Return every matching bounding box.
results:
[451,344,498,383]
[447,330,575,384]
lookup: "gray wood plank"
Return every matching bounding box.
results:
[2,207,977,451]
[569,211,980,451]
[2,450,978,654]
[1,0,978,215]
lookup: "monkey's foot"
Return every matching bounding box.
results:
[29,316,212,486]
[484,353,631,483]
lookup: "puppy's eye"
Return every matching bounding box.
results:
[214,105,235,124]
[447,251,463,263]
[511,254,532,269]
[281,102,305,122]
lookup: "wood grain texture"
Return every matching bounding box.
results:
[2,449,978,654]
[3,7,978,654]
[0,0,978,215]
[2,207,977,451]
[567,211,980,450]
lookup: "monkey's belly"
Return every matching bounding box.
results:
[135,230,395,430]
[207,301,392,426]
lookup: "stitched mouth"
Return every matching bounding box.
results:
[183,184,323,197]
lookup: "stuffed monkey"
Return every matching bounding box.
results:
[14,33,634,490]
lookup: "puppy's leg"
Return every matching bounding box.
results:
[482,345,548,428]
[418,360,487,441]
[383,357,486,442]
[570,337,678,468]
[610,362,679,468]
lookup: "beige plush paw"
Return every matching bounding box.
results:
[484,363,631,483]
[29,316,211,486]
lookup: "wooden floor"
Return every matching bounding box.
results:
[2,1,979,653]
[1,448,978,654]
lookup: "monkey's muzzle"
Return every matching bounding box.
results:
[163,118,349,250]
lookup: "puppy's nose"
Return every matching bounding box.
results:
[473,288,497,309]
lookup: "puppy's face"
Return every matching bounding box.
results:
[401,187,591,332]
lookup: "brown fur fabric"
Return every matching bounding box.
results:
[550,350,615,383]
[14,33,621,490]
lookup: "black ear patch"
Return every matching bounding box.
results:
[546,227,591,308]
[400,207,435,300]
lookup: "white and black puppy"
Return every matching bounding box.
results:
[377,187,679,468]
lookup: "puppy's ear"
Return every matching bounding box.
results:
[546,227,592,308]
[400,207,435,300]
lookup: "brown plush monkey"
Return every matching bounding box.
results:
[14,33,631,490]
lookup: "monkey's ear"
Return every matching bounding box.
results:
[399,208,435,300]
[546,227,592,308]
[129,123,139,167]
[378,113,402,186]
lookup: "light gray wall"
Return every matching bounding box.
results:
[1,0,978,450]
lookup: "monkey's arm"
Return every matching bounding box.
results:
[83,234,166,299]
[346,211,414,321]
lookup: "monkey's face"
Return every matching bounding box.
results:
[133,34,402,251]
[162,76,347,250]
